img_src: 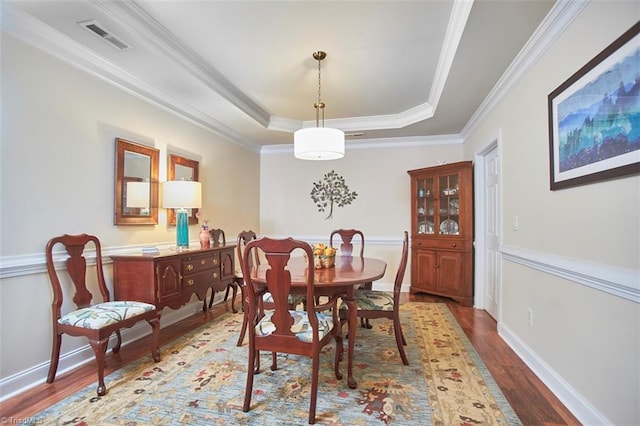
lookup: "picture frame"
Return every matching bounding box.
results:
[548,22,640,190]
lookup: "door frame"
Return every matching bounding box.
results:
[473,130,503,317]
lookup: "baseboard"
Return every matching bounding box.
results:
[0,300,208,402]
[498,322,610,425]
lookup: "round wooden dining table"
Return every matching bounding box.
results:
[249,255,387,388]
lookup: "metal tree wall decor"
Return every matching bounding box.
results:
[310,170,358,219]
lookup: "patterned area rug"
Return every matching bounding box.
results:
[36,303,521,425]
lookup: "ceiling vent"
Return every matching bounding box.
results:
[78,20,132,51]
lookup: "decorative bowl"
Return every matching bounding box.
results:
[314,254,336,269]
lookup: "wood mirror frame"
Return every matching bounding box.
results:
[114,138,159,225]
[167,154,200,226]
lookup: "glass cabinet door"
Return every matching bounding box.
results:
[416,177,435,235]
[438,173,460,236]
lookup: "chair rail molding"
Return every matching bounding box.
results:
[0,243,175,279]
[501,244,639,304]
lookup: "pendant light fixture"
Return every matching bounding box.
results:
[294,51,345,160]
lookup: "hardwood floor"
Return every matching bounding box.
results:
[0,295,580,425]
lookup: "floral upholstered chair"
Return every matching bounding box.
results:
[330,228,372,328]
[341,231,410,365]
[45,233,161,396]
[240,236,343,424]
[234,230,305,346]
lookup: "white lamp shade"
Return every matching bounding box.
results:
[162,180,202,209]
[126,181,150,208]
[294,127,345,160]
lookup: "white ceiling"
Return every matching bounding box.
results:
[3,0,557,151]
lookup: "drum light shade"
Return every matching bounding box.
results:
[294,127,345,160]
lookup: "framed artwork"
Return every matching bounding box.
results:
[548,22,640,190]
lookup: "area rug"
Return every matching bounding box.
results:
[35,303,521,425]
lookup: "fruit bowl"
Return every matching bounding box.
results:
[314,254,335,269]
[311,243,337,269]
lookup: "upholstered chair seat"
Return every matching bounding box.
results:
[58,301,157,329]
[350,290,394,311]
[256,310,334,343]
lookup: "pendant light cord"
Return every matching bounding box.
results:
[314,52,325,127]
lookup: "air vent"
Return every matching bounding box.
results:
[78,20,133,51]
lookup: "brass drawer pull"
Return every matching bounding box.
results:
[212,272,219,279]
[186,264,194,271]
[212,259,219,265]
[200,259,206,265]
[186,279,194,286]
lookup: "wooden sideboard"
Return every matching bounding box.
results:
[111,245,235,311]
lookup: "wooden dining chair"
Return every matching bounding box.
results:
[341,231,410,365]
[330,228,371,327]
[241,236,343,424]
[234,230,306,346]
[205,227,240,312]
[234,230,259,346]
[45,233,161,396]
[329,228,364,257]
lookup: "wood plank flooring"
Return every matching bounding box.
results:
[0,294,580,425]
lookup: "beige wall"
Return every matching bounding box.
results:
[463,2,639,424]
[259,143,464,289]
[0,34,260,392]
[260,143,463,237]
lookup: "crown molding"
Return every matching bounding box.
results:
[101,0,272,128]
[2,0,475,140]
[462,0,588,138]
[1,5,260,152]
[260,134,464,155]
[2,0,581,148]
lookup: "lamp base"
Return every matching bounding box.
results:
[176,208,189,250]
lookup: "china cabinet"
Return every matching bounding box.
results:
[407,161,473,306]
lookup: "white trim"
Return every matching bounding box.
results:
[462,0,587,138]
[0,242,189,279]
[473,131,504,317]
[4,240,636,304]
[502,244,640,303]
[260,134,464,155]
[499,322,611,425]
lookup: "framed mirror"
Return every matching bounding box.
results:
[167,154,200,226]
[114,138,159,225]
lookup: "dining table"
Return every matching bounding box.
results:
[249,255,387,389]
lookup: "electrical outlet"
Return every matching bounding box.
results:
[527,308,533,326]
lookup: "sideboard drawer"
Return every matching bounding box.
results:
[182,252,220,275]
[184,268,221,288]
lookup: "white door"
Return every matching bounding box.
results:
[484,146,500,320]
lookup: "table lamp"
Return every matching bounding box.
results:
[163,180,202,251]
